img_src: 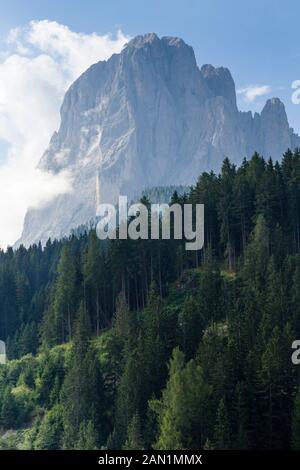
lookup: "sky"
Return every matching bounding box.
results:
[0,0,299,248]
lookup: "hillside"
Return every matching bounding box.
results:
[1,151,300,449]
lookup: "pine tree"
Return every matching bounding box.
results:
[213,398,231,449]
[75,421,98,450]
[123,413,144,450]
[113,290,130,339]
[218,158,237,270]
[257,325,295,449]
[178,295,203,359]
[34,405,63,450]
[1,388,19,429]
[152,348,211,450]
[233,382,250,449]
[113,334,145,448]
[242,214,269,290]
[83,231,107,334]
[61,302,105,448]
[52,245,78,343]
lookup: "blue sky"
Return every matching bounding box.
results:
[0,0,299,247]
[0,0,299,129]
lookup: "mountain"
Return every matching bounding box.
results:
[17,33,300,247]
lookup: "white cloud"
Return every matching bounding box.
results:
[237,84,271,103]
[0,20,130,248]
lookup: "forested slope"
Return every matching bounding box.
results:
[1,151,300,449]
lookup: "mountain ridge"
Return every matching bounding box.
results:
[17,33,300,247]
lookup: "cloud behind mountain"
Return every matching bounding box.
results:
[0,20,129,248]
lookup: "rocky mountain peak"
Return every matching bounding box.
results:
[259,97,291,158]
[125,32,160,49]
[16,34,300,248]
[201,64,237,107]
[261,97,287,121]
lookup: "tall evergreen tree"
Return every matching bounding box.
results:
[61,302,105,448]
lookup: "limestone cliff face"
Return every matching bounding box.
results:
[17,33,300,247]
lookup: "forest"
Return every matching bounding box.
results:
[0,150,300,449]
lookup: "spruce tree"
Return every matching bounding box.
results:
[123,413,145,450]
[213,398,231,449]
